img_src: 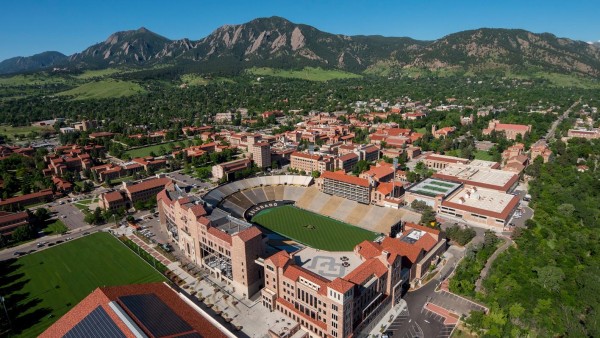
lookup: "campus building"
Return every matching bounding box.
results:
[41,283,234,338]
[482,120,531,140]
[567,128,600,139]
[404,178,520,229]
[157,184,265,298]
[290,152,334,174]
[423,153,469,170]
[0,211,30,237]
[212,158,252,180]
[0,189,53,210]
[259,238,408,338]
[432,163,519,192]
[124,176,172,204]
[320,171,372,204]
[248,142,272,169]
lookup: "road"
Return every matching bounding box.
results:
[0,225,106,261]
[545,99,580,140]
[386,246,465,338]
[166,171,214,191]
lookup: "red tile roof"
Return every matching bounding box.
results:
[328,277,354,294]
[344,258,387,285]
[322,170,370,187]
[356,240,383,259]
[291,151,321,160]
[235,226,262,242]
[337,152,359,162]
[103,191,124,203]
[207,227,232,245]
[126,177,172,194]
[41,283,230,338]
[266,250,291,268]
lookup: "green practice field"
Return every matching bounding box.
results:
[251,205,378,251]
[122,141,181,159]
[0,232,165,337]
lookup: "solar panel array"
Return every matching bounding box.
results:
[64,306,126,338]
[119,293,197,337]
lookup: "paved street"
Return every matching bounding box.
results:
[384,245,465,338]
[166,171,214,191]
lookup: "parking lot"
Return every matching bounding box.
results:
[430,290,487,316]
[167,171,213,191]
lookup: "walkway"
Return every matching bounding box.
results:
[475,238,513,293]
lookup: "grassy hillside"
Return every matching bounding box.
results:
[57,79,146,99]
[180,74,235,86]
[74,68,124,79]
[248,67,362,81]
[0,73,69,86]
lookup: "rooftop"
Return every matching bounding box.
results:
[407,178,462,198]
[433,164,518,191]
[425,153,470,164]
[41,283,230,338]
[292,247,364,281]
[443,186,520,217]
[322,170,370,187]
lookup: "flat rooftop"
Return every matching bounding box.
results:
[445,187,517,215]
[469,159,500,168]
[407,178,462,198]
[434,164,517,191]
[210,209,253,235]
[293,247,363,281]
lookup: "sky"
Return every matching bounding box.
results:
[1,0,599,62]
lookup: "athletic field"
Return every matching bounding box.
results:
[251,205,378,251]
[0,232,165,337]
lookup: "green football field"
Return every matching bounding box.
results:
[0,232,165,337]
[251,205,378,251]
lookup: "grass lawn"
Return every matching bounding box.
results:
[248,67,362,82]
[473,150,495,161]
[251,205,378,251]
[122,141,181,159]
[72,203,91,215]
[57,79,146,99]
[42,220,68,235]
[0,125,55,140]
[0,232,165,337]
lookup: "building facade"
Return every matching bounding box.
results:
[249,142,272,169]
[158,184,266,298]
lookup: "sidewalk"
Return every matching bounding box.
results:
[366,299,407,337]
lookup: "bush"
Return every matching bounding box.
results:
[446,225,477,246]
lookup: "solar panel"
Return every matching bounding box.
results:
[64,306,126,338]
[118,293,196,337]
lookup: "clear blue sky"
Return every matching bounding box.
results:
[1,0,599,62]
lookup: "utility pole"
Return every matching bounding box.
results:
[1,296,12,331]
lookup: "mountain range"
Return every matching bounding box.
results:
[2,16,600,77]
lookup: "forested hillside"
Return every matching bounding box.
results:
[466,138,600,336]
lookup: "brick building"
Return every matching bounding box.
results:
[482,120,531,140]
[157,184,265,298]
[248,142,272,169]
[212,158,252,180]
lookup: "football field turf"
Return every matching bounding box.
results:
[251,205,378,251]
[0,232,165,337]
